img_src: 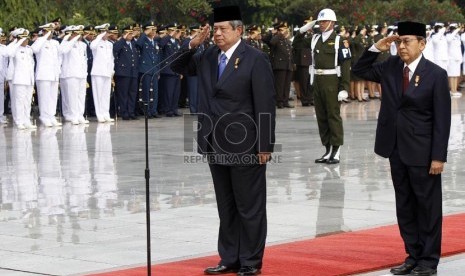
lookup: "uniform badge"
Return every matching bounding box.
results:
[415,75,420,86]
[328,42,335,45]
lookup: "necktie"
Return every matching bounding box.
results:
[403,66,410,94]
[218,53,227,79]
[127,42,132,50]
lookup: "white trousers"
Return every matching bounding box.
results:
[11,84,33,126]
[91,75,112,121]
[0,81,4,119]
[37,80,59,124]
[62,78,86,122]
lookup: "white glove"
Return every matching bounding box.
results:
[338,90,348,102]
[300,20,317,33]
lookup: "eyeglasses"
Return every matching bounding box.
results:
[394,37,419,46]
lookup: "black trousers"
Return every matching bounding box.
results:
[389,147,442,269]
[209,163,267,269]
[295,65,312,104]
[273,69,292,106]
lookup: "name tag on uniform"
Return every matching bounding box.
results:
[328,42,335,45]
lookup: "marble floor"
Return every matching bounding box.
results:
[0,96,465,276]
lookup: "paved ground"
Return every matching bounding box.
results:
[0,94,464,276]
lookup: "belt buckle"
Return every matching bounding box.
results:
[316,69,323,74]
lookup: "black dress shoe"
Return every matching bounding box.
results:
[301,103,309,106]
[237,266,261,275]
[411,266,437,276]
[152,114,162,118]
[390,263,416,275]
[326,157,340,164]
[315,145,332,163]
[204,265,239,275]
[129,115,139,120]
[122,116,130,120]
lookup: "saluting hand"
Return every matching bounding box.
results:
[374,35,399,52]
[189,24,210,49]
[429,160,445,175]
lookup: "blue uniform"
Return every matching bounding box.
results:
[159,35,181,116]
[114,38,140,119]
[136,33,161,117]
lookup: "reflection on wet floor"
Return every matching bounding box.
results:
[0,98,465,275]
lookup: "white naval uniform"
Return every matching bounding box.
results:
[90,32,114,122]
[31,32,61,126]
[59,35,87,124]
[446,29,462,77]
[431,28,448,71]
[422,32,434,62]
[6,38,35,128]
[0,43,8,123]
[461,33,465,74]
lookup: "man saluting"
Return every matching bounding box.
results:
[353,21,451,276]
[171,5,276,276]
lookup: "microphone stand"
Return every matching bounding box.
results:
[137,47,192,276]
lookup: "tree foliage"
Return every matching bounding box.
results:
[0,0,463,31]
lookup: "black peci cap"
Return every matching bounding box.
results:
[397,21,426,38]
[213,6,242,23]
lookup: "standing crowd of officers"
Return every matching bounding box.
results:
[0,17,209,129]
[1,16,465,130]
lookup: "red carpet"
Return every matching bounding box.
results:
[89,213,465,276]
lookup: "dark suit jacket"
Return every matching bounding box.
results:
[160,35,180,75]
[113,39,140,78]
[171,40,276,164]
[352,50,451,166]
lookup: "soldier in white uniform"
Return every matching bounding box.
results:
[90,24,115,123]
[31,23,62,127]
[431,23,448,71]
[0,29,8,124]
[59,25,88,125]
[422,25,434,62]
[446,23,462,97]
[6,29,36,129]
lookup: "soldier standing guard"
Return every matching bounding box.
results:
[91,24,115,123]
[31,23,62,127]
[294,17,314,106]
[310,8,351,164]
[113,25,140,120]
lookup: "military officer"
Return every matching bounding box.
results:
[159,23,182,117]
[294,17,314,106]
[82,25,96,117]
[310,8,351,164]
[31,23,62,127]
[263,22,294,108]
[6,28,36,129]
[90,24,115,123]
[59,25,88,125]
[113,25,140,120]
[245,25,263,50]
[136,21,162,118]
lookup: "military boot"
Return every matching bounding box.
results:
[315,145,332,163]
[326,146,340,164]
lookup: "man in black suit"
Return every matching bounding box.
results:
[171,6,275,276]
[352,21,451,276]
